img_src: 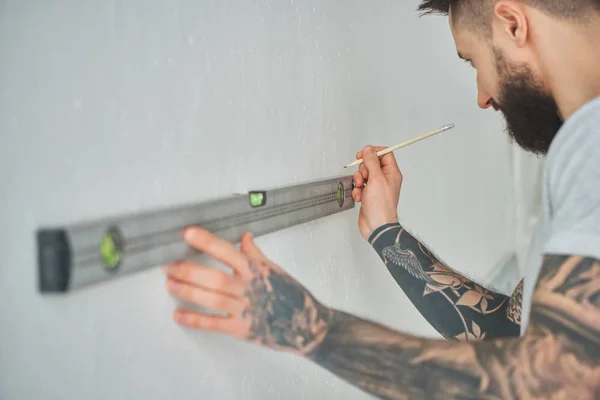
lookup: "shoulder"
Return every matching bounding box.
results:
[542,96,600,261]
[545,96,600,186]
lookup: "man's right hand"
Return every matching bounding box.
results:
[352,145,402,240]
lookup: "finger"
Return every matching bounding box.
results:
[379,151,401,173]
[352,187,362,202]
[361,146,383,179]
[164,261,246,297]
[239,232,266,261]
[356,146,387,160]
[174,309,246,335]
[184,227,248,273]
[359,163,368,180]
[166,278,247,315]
[353,171,364,188]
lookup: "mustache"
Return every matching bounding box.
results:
[490,99,501,111]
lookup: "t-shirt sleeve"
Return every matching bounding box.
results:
[543,104,600,260]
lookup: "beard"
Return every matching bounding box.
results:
[492,47,563,155]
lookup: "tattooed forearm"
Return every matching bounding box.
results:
[506,279,523,325]
[308,255,600,400]
[368,223,521,341]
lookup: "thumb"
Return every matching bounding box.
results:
[240,232,266,260]
[362,146,383,179]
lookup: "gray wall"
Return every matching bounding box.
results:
[0,1,515,399]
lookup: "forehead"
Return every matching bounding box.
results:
[448,16,481,55]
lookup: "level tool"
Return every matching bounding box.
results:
[37,175,355,293]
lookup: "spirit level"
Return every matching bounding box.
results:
[37,175,355,293]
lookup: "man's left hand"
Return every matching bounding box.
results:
[163,227,332,356]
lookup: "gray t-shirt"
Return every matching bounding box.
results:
[521,95,600,333]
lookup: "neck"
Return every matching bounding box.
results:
[540,16,600,120]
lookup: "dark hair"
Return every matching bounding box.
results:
[417,0,600,35]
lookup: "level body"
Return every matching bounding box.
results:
[37,175,355,293]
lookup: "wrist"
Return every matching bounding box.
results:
[298,303,336,358]
[368,222,403,249]
[368,221,402,242]
[305,308,346,361]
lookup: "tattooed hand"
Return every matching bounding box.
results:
[164,227,333,356]
[352,145,402,240]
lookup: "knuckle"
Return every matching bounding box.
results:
[231,324,249,340]
[198,317,210,329]
[180,284,194,300]
[208,293,226,310]
[177,264,192,280]
[213,272,229,289]
[191,315,206,328]
[189,287,204,303]
[184,313,198,326]
[202,316,219,331]
[197,317,210,329]
[231,279,247,296]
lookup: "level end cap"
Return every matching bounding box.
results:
[37,229,71,293]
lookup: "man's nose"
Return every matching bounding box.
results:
[477,79,494,109]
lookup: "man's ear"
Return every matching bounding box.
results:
[493,0,529,47]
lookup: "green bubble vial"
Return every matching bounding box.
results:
[249,191,266,207]
[336,182,344,207]
[100,228,122,270]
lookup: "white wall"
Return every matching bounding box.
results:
[0,1,517,399]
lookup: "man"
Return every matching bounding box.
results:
[163,0,600,398]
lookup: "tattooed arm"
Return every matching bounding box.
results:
[165,228,599,400]
[369,223,523,340]
[350,145,522,340]
[308,254,600,399]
